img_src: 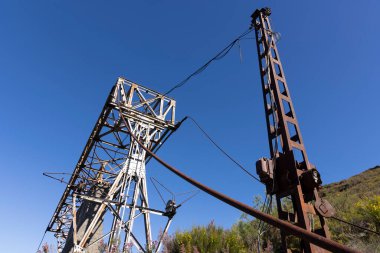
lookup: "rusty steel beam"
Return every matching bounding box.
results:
[119,112,359,253]
[252,7,332,252]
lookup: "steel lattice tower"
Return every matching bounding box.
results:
[47,77,178,253]
[252,8,333,253]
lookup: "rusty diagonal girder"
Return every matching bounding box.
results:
[119,112,359,253]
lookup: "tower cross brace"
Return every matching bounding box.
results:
[47,77,178,253]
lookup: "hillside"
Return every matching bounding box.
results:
[321,165,380,199]
[319,165,380,253]
[163,166,380,253]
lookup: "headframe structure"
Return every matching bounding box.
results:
[47,77,178,252]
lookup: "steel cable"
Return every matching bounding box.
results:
[186,116,262,183]
[150,177,167,205]
[330,216,380,236]
[36,230,47,253]
[163,28,253,95]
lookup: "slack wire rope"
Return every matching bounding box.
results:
[330,216,380,236]
[257,194,272,253]
[150,177,172,205]
[163,28,253,95]
[36,230,47,253]
[182,114,380,239]
[186,116,262,184]
[43,172,69,185]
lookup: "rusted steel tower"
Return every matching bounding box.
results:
[252,8,334,253]
[47,77,178,253]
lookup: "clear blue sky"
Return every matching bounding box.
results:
[1,1,379,252]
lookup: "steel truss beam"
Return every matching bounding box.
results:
[47,77,177,252]
[252,8,331,253]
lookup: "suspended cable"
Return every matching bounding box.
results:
[257,194,268,230]
[186,116,262,183]
[42,172,72,175]
[179,115,379,243]
[175,189,199,197]
[151,177,199,207]
[43,172,69,185]
[36,230,47,253]
[329,216,380,236]
[150,177,171,205]
[151,176,174,199]
[163,28,253,95]
[257,194,273,253]
[177,190,200,207]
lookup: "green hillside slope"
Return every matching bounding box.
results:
[163,166,380,253]
[320,165,380,252]
[321,165,380,199]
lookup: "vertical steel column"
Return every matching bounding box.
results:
[252,8,330,253]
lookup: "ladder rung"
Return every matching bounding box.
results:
[276,76,285,83]
[266,104,273,113]
[286,111,293,118]
[291,141,304,151]
[291,135,300,143]
[280,93,291,102]
[270,125,276,135]
[284,115,296,124]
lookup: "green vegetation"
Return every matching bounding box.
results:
[161,196,298,253]
[38,166,380,252]
[163,166,380,253]
[163,220,246,253]
[320,165,380,252]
